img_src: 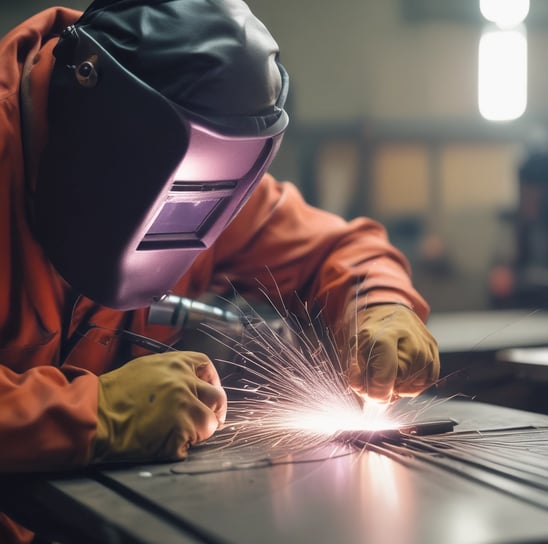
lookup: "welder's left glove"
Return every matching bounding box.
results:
[345,304,440,402]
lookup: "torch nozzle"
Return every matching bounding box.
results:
[148,293,242,331]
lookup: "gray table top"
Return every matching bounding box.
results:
[428,309,548,353]
[11,399,547,544]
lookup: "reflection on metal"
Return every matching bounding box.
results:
[366,425,548,510]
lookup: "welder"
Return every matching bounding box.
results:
[0,0,439,541]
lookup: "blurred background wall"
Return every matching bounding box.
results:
[4,0,548,312]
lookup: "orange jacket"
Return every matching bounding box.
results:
[0,7,428,541]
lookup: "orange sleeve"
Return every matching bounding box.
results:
[185,173,429,329]
[0,365,98,472]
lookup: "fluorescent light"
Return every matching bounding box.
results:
[480,0,530,28]
[478,27,527,121]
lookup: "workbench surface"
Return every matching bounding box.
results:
[2,399,548,544]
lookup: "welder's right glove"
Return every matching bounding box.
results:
[92,351,227,463]
[345,304,440,403]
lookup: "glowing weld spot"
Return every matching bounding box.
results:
[282,401,401,436]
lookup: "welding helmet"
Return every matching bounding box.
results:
[33,0,289,310]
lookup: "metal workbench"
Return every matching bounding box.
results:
[427,310,548,413]
[2,399,548,544]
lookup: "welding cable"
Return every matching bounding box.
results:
[86,323,176,353]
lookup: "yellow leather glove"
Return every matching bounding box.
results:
[346,304,440,402]
[93,351,227,463]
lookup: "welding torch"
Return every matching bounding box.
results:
[87,295,245,355]
[148,293,243,332]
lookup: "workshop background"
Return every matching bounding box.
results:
[4,7,548,542]
[4,0,548,313]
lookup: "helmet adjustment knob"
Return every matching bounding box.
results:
[75,57,98,88]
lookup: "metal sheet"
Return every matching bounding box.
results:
[90,399,548,544]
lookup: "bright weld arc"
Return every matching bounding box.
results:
[281,401,401,436]
[197,290,438,455]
